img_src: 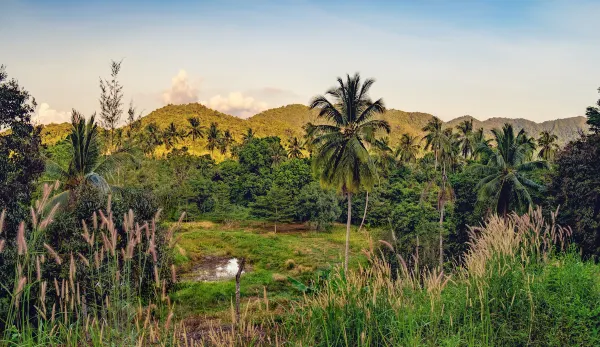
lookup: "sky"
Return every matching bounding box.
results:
[1,0,599,124]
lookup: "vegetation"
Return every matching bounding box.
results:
[2,61,600,346]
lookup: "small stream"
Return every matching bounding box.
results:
[181,257,247,282]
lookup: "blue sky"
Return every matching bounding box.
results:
[1,0,599,123]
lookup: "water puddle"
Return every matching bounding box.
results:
[181,257,247,282]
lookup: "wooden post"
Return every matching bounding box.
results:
[235,257,246,327]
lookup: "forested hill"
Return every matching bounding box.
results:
[39,103,588,147]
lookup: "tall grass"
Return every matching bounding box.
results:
[0,182,185,346]
[276,207,600,346]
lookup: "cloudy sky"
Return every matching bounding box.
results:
[1,0,599,124]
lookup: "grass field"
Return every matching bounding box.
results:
[171,222,375,320]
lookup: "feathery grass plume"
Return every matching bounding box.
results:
[106,194,112,214]
[77,252,89,267]
[30,206,38,228]
[54,278,59,294]
[0,209,6,233]
[44,243,62,264]
[94,251,100,269]
[0,239,5,253]
[93,211,98,230]
[36,255,42,281]
[69,253,76,287]
[165,311,174,331]
[171,264,177,283]
[14,276,27,308]
[40,281,47,314]
[40,203,60,230]
[17,221,27,255]
[154,265,160,287]
[82,221,92,246]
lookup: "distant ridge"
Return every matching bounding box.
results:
[40,103,589,152]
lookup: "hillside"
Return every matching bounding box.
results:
[39,103,588,153]
[445,115,588,145]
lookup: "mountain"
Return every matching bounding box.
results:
[445,115,588,146]
[39,103,589,154]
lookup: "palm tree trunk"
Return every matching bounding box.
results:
[345,192,352,273]
[439,164,446,270]
[439,201,445,270]
[358,191,368,232]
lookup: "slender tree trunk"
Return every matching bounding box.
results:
[235,257,246,328]
[358,191,369,232]
[345,192,352,273]
[439,164,446,270]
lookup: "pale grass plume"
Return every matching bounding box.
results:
[17,221,27,255]
[77,252,90,267]
[44,243,62,265]
[0,209,6,234]
[14,276,27,308]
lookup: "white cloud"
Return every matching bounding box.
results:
[34,103,70,124]
[201,92,268,118]
[162,69,198,105]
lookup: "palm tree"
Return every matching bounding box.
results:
[219,129,234,155]
[206,122,221,155]
[395,133,420,163]
[186,116,206,142]
[242,128,255,144]
[372,136,395,175]
[471,127,491,161]
[456,118,474,158]
[287,137,305,159]
[422,116,447,170]
[517,131,537,161]
[270,142,287,166]
[141,122,162,157]
[162,122,181,151]
[472,123,549,217]
[47,110,135,204]
[537,131,559,161]
[309,73,390,272]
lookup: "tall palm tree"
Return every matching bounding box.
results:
[219,129,234,155]
[537,131,559,161]
[422,116,447,170]
[206,122,221,155]
[309,73,390,272]
[242,128,255,144]
[186,116,206,142]
[287,137,305,159]
[456,118,474,158]
[472,124,549,217]
[395,133,420,163]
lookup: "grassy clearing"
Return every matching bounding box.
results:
[171,222,373,318]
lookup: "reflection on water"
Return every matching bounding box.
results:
[181,258,246,282]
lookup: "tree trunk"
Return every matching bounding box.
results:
[439,164,446,270]
[345,192,352,273]
[439,200,445,270]
[235,257,246,328]
[358,191,369,232]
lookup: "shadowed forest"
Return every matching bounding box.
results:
[1,61,600,346]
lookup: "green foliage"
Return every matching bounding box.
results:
[471,123,549,216]
[296,182,341,231]
[586,87,600,134]
[250,185,296,232]
[280,211,600,347]
[550,133,600,258]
